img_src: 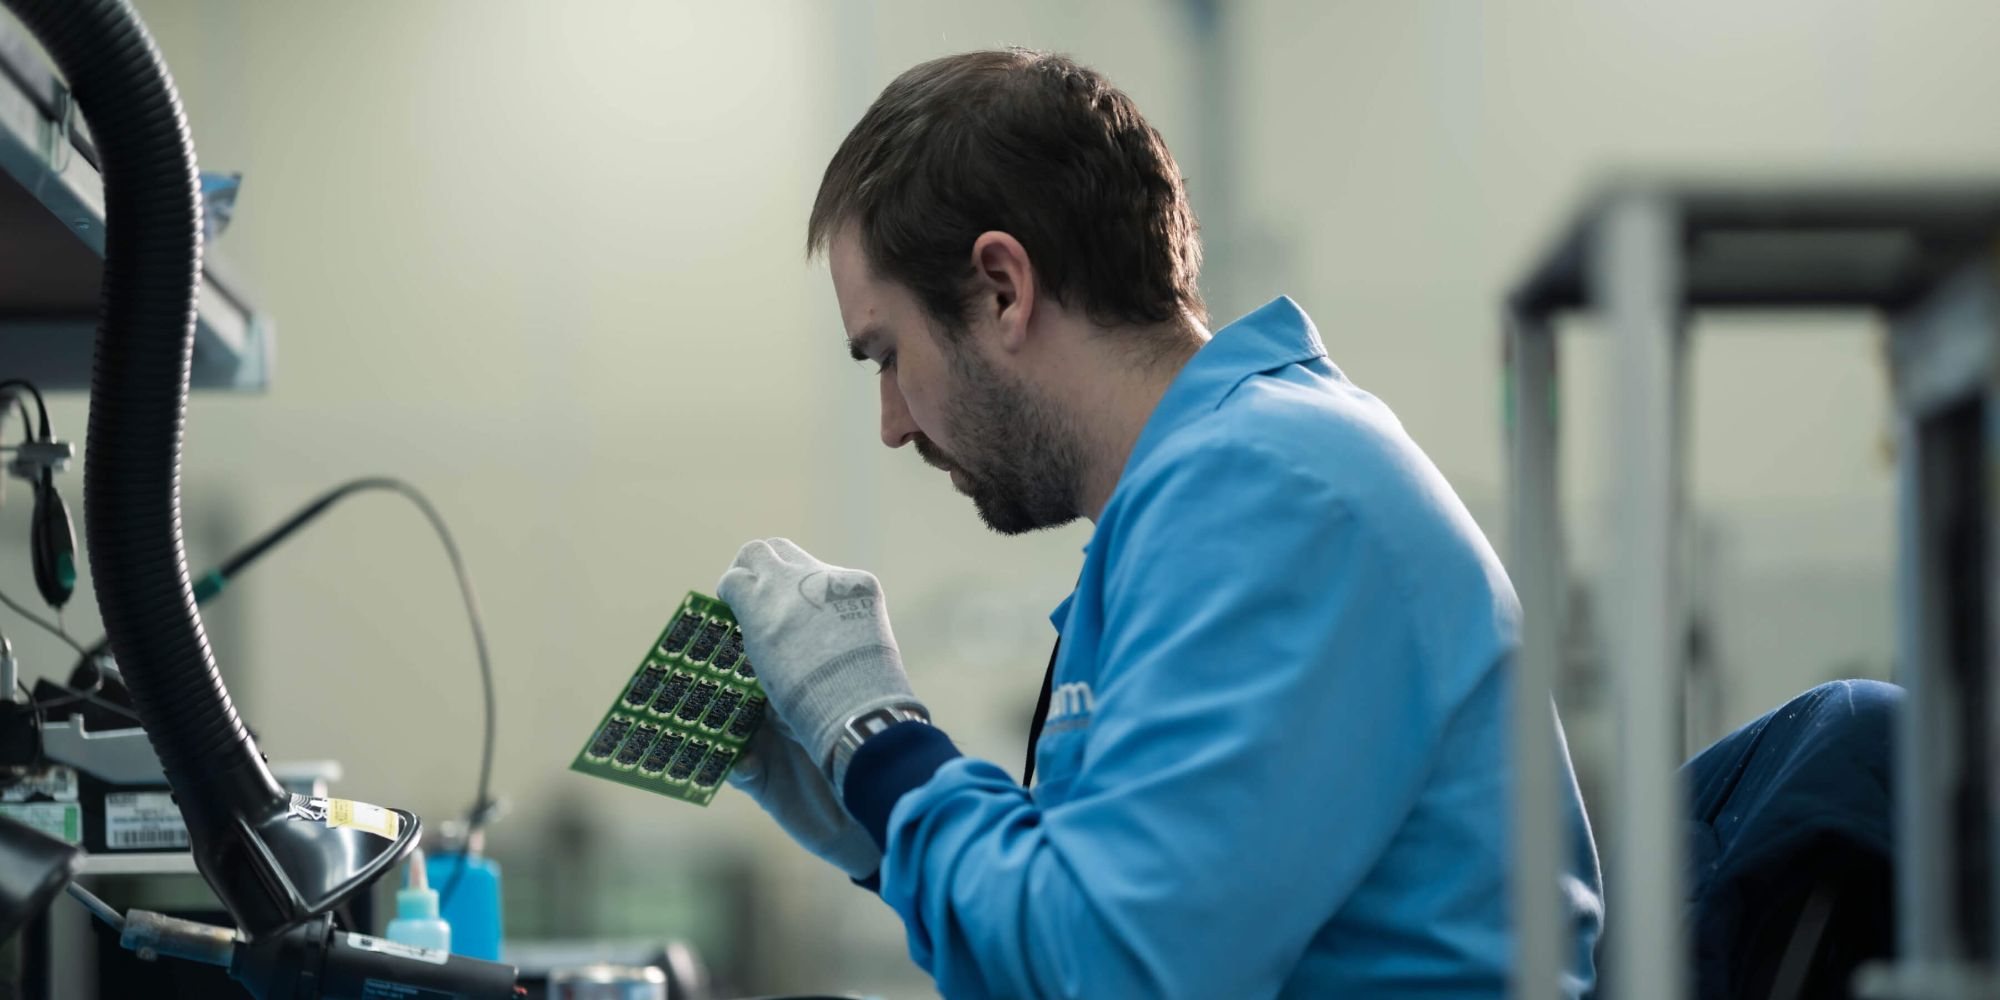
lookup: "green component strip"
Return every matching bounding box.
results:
[569,591,767,807]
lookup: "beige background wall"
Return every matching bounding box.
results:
[3,1,1993,994]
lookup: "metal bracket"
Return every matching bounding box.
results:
[41,716,165,786]
[6,438,72,480]
[35,81,70,173]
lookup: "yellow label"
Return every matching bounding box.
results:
[326,798,401,841]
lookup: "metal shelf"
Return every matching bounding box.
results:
[77,852,198,877]
[1504,175,2000,1000]
[1511,175,2000,315]
[0,17,272,391]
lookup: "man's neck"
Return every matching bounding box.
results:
[1053,317,1210,522]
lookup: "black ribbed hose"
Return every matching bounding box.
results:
[4,0,288,922]
[6,0,265,795]
[6,0,420,943]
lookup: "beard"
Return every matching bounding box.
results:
[914,342,1087,536]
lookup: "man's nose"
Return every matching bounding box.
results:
[880,373,917,449]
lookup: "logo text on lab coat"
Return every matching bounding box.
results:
[1048,682,1096,723]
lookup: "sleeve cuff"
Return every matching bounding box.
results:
[841,720,962,849]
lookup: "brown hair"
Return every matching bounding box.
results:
[807,48,1205,339]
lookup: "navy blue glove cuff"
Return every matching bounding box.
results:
[842,720,962,850]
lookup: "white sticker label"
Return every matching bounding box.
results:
[286,795,401,841]
[0,802,80,843]
[103,791,190,850]
[345,933,450,966]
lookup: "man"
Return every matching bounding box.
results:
[717,49,1603,998]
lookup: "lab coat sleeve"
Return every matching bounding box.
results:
[843,439,1455,999]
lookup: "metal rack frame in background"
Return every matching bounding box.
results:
[0,15,270,391]
[1504,177,2000,1000]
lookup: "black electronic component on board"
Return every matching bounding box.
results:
[639,732,686,776]
[701,689,742,732]
[693,749,735,789]
[651,670,695,717]
[587,717,633,761]
[666,739,710,783]
[709,629,744,672]
[614,725,659,768]
[728,696,766,740]
[659,612,703,656]
[623,666,667,709]
[685,619,729,665]
[676,681,719,725]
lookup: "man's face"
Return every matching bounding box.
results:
[828,229,1084,535]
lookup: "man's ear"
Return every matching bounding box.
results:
[969,232,1035,354]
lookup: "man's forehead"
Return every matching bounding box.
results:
[827,228,862,291]
[828,229,894,338]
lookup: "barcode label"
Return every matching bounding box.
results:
[103,791,190,850]
[109,826,189,848]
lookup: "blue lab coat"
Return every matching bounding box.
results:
[843,297,1604,998]
[1682,679,1899,998]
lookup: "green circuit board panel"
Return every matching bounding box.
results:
[570,591,767,806]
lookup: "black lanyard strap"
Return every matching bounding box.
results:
[1023,639,1060,788]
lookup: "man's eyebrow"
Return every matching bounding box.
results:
[846,327,884,362]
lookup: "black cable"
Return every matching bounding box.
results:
[0,585,84,658]
[0,378,50,440]
[0,388,135,726]
[72,477,459,664]
[9,454,499,911]
[12,671,141,777]
[354,478,499,888]
[434,847,470,913]
[3,380,42,519]
[0,448,134,739]
[0,583,143,738]
[68,476,499,900]
[35,674,140,723]
[43,688,138,722]
[14,679,45,764]
[2,390,32,521]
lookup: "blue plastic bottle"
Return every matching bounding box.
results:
[426,850,503,961]
[385,850,452,953]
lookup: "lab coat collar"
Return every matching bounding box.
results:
[1048,296,1327,634]
[1121,296,1327,483]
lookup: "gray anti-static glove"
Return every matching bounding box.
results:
[717,538,923,789]
[726,711,882,881]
